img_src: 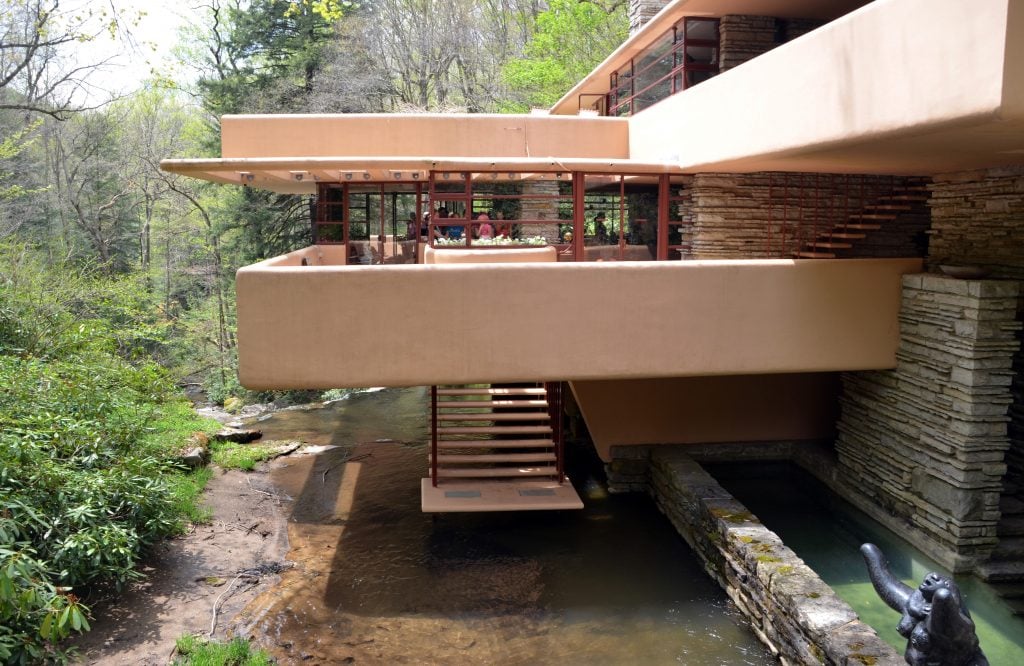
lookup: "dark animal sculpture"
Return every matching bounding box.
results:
[860,543,988,666]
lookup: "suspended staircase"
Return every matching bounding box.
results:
[421,383,583,512]
[796,179,931,259]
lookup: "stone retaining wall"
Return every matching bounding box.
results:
[835,274,1021,571]
[648,448,900,665]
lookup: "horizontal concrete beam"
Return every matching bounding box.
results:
[629,0,1024,174]
[236,255,922,389]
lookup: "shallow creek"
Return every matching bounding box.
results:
[233,388,776,665]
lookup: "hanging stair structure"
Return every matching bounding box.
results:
[795,179,931,259]
[421,383,583,512]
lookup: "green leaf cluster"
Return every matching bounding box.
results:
[174,634,274,665]
[502,0,628,111]
[0,243,219,663]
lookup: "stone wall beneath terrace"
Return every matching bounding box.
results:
[835,274,1021,571]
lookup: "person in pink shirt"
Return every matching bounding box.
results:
[476,212,495,240]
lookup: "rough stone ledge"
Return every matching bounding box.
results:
[648,447,901,666]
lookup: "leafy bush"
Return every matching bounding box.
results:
[0,244,219,662]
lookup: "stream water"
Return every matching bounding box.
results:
[234,387,776,665]
[709,462,1024,665]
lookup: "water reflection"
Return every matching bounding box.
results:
[709,462,1024,665]
[235,388,775,665]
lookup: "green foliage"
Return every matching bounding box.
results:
[174,634,275,665]
[0,244,217,661]
[502,0,628,110]
[0,120,45,203]
[196,0,344,116]
[210,442,279,472]
[0,244,171,361]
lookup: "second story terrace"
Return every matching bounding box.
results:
[159,0,1024,389]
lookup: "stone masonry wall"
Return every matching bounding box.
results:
[720,15,778,71]
[782,18,824,42]
[518,179,561,243]
[649,449,900,665]
[928,167,1024,508]
[629,0,670,34]
[686,173,926,259]
[835,274,1021,571]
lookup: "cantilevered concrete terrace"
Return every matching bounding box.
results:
[158,0,1012,455]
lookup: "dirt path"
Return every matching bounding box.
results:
[71,467,291,665]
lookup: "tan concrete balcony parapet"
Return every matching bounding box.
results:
[235,254,922,390]
[221,113,629,161]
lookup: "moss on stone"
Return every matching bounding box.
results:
[777,565,793,575]
[709,507,758,524]
[737,535,757,543]
[849,654,878,665]
[806,591,821,599]
[755,554,782,563]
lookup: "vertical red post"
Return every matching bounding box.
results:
[430,385,438,487]
[573,172,585,261]
[548,382,565,483]
[657,174,670,260]
[766,173,774,257]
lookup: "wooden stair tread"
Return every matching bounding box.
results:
[436,400,548,409]
[437,425,552,435]
[434,466,558,478]
[438,412,549,422]
[795,251,836,259]
[880,194,929,202]
[841,223,883,230]
[825,232,867,239]
[864,204,912,211]
[806,241,852,249]
[437,387,545,396]
[849,213,897,220]
[437,439,553,449]
[430,453,556,464]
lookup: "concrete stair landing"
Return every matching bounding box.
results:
[423,383,582,512]
[421,478,583,512]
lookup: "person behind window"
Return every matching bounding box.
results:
[494,209,511,238]
[435,206,452,240]
[476,212,494,240]
[594,212,609,244]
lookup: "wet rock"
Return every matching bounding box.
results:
[214,428,263,443]
[180,447,208,468]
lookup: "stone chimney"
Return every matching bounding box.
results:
[629,0,671,34]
